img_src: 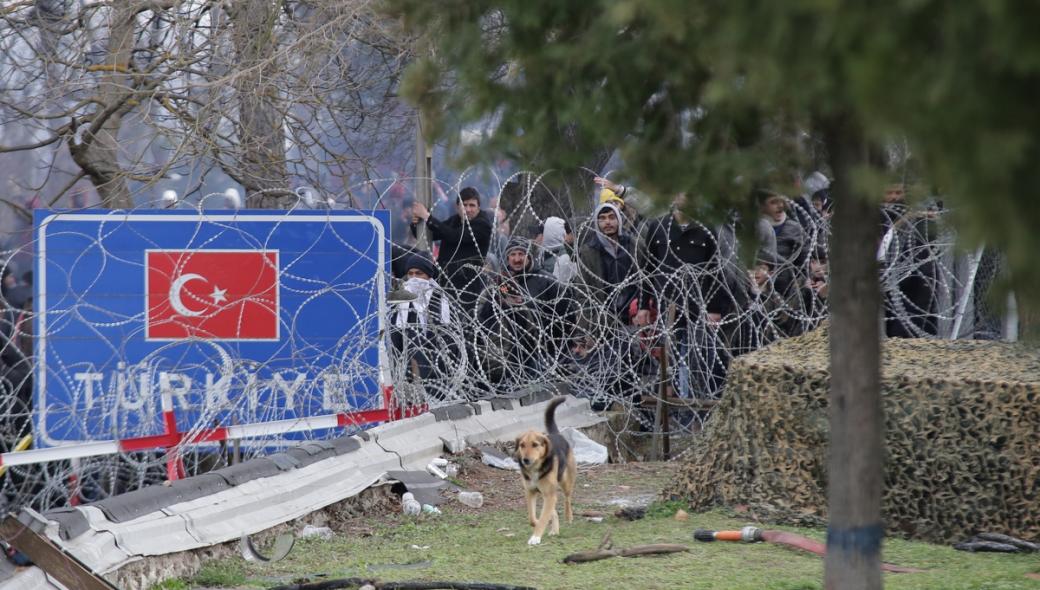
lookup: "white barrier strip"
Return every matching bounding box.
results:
[0,442,121,468]
[0,413,369,468]
[224,414,341,439]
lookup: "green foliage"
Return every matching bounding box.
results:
[191,507,1040,590]
[390,0,1040,299]
[147,580,190,590]
[645,498,688,518]
[190,561,250,587]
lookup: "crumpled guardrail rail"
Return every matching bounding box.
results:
[1,394,602,590]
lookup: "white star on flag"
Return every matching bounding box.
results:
[209,286,227,305]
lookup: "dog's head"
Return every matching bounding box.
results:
[514,430,551,469]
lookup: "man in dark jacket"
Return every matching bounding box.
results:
[574,202,642,408]
[478,237,575,382]
[411,187,493,311]
[577,202,638,323]
[634,194,730,400]
[878,184,939,338]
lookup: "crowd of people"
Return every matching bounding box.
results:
[0,173,992,517]
[384,172,951,411]
[0,172,959,433]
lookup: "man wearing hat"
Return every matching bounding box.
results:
[477,237,575,382]
[594,176,643,235]
[390,252,457,401]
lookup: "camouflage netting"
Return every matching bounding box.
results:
[667,324,1040,543]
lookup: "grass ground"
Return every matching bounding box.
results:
[155,460,1040,590]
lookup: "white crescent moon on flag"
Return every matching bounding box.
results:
[169,273,207,317]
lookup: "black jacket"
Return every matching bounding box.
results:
[577,233,638,315]
[479,257,577,354]
[413,210,492,272]
[412,210,492,308]
[637,213,729,317]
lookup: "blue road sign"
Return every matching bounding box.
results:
[33,209,390,447]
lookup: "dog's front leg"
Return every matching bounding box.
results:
[528,488,557,545]
[525,489,538,528]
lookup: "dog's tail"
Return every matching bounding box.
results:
[545,396,566,435]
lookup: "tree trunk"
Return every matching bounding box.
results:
[228,0,291,208]
[821,115,884,590]
[498,150,612,236]
[67,1,135,209]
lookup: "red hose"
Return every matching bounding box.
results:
[759,531,925,573]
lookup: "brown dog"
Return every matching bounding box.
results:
[515,396,577,545]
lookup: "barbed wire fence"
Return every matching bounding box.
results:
[0,178,1016,516]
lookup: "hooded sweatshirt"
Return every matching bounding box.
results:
[542,217,567,251]
[540,217,577,284]
[593,203,626,258]
[578,202,636,313]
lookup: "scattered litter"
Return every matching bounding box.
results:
[240,533,295,563]
[410,544,430,550]
[387,470,460,506]
[605,494,658,507]
[582,484,590,488]
[422,504,441,515]
[401,492,421,516]
[426,463,448,479]
[578,510,606,518]
[496,527,511,533]
[2,541,31,566]
[586,517,604,524]
[430,457,449,467]
[445,463,460,477]
[480,445,520,471]
[299,525,334,540]
[615,506,647,521]
[458,491,484,508]
[693,526,762,543]
[674,509,689,522]
[561,427,608,465]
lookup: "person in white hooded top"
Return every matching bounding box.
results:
[538,216,578,284]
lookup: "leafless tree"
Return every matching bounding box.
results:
[0,0,417,219]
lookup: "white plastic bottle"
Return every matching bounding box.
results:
[401,492,421,516]
[457,491,484,508]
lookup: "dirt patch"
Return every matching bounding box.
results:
[442,449,673,512]
[321,452,676,536]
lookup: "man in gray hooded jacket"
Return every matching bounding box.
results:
[576,202,639,323]
[573,201,643,408]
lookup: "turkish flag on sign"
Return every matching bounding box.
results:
[146,250,279,340]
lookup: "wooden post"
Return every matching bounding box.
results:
[652,303,678,461]
[414,109,433,251]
